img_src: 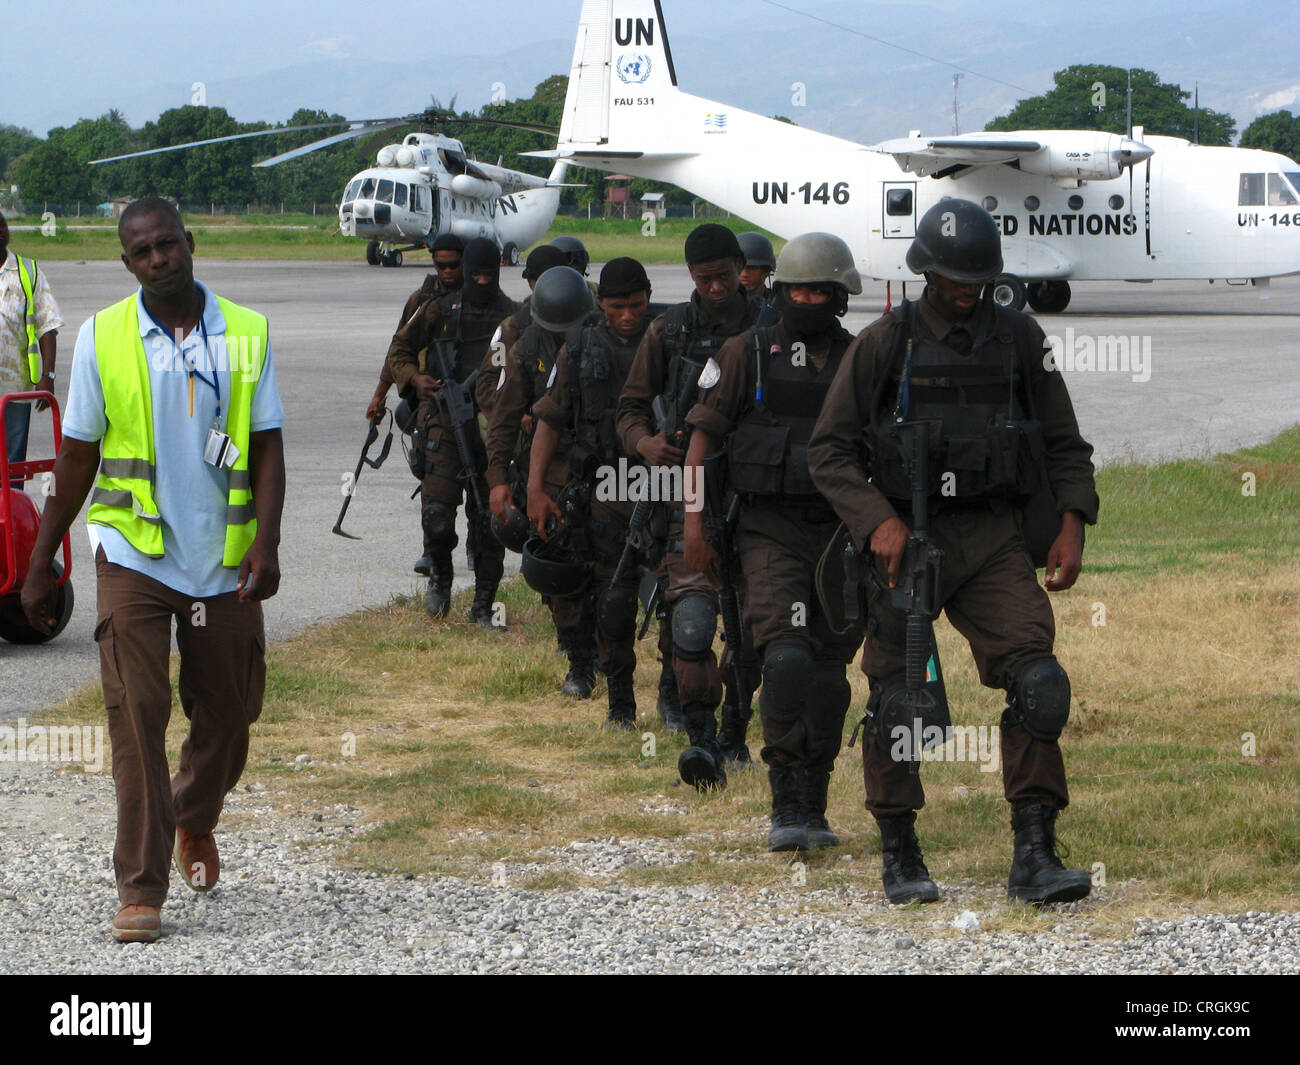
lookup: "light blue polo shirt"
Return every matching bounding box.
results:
[63,281,284,598]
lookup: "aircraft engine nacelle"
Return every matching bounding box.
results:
[450,174,504,200]
[1017,132,1153,182]
[376,145,401,167]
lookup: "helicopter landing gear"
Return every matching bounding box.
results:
[366,240,381,266]
[381,250,403,267]
[367,241,403,267]
[501,242,519,267]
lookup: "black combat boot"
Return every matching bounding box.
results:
[467,581,502,629]
[604,671,637,730]
[414,554,432,576]
[678,705,726,790]
[801,769,839,849]
[876,812,940,904]
[767,765,807,852]
[716,693,753,766]
[1008,803,1092,904]
[560,637,597,698]
[656,658,686,733]
[424,557,453,618]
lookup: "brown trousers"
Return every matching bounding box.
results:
[859,503,1070,816]
[95,552,266,906]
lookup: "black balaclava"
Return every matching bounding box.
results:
[462,237,501,306]
[773,284,843,339]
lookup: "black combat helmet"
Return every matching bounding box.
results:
[490,500,531,553]
[530,265,595,332]
[550,235,590,275]
[737,231,776,270]
[906,198,1004,284]
[521,532,592,598]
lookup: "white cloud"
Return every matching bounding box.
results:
[302,35,352,59]
[1257,84,1300,113]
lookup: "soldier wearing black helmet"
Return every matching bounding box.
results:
[737,231,778,328]
[550,235,590,277]
[485,265,599,671]
[807,198,1099,905]
[683,232,864,851]
[527,257,656,728]
[616,223,761,789]
[388,237,517,622]
[368,232,465,577]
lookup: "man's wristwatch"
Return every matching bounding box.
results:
[40,371,55,381]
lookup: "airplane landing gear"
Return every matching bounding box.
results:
[1027,280,1071,313]
[991,274,1028,311]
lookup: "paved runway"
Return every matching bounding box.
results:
[4,257,1297,718]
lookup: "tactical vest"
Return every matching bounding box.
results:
[749,294,778,329]
[565,319,644,466]
[86,293,265,566]
[871,300,1044,503]
[726,324,851,501]
[435,288,515,382]
[660,297,757,419]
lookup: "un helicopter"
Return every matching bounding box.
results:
[91,107,574,267]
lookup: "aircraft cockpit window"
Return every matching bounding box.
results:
[1287,174,1300,201]
[886,188,913,216]
[377,179,394,204]
[343,179,361,203]
[1238,173,1265,206]
[359,177,376,200]
[394,183,407,208]
[1267,173,1297,206]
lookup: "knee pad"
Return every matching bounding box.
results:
[598,583,639,645]
[671,593,717,662]
[1006,656,1070,741]
[759,640,814,723]
[421,501,458,544]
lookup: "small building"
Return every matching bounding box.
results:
[640,191,666,220]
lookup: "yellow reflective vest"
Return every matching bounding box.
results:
[14,255,41,384]
[86,292,266,567]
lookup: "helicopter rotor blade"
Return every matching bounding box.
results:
[88,122,359,165]
[253,121,411,166]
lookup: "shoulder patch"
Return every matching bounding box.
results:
[546,363,558,390]
[698,356,722,390]
[495,367,507,391]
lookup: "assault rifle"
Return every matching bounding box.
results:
[430,337,487,510]
[885,419,950,765]
[608,392,681,590]
[703,454,752,713]
[332,409,394,539]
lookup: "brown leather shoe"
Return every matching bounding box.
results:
[174,828,219,892]
[113,905,162,943]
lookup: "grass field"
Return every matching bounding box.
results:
[5,213,776,264]
[35,428,1300,935]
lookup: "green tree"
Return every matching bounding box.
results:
[136,106,262,206]
[1240,110,1300,160]
[12,111,140,205]
[986,65,1235,145]
[0,123,41,182]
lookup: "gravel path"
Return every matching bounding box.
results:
[3,760,1295,975]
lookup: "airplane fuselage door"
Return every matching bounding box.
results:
[883,182,916,238]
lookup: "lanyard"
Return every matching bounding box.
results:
[143,286,220,421]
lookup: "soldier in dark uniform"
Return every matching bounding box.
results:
[366,233,464,577]
[527,258,656,727]
[388,237,517,622]
[683,233,864,850]
[616,223,760,789]
[486,266,598,660]
[807,199,1099,904]
[480,244,568,417]
[737,231,777,326]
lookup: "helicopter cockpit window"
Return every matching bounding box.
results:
[1267,173,1297,206]
[377,179,394,204]
[394,183,407,208]
[343,179,361,204]
[359,177,376,200]
[1238,173,1265,206]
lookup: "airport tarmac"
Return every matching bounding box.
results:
[3,258,1297,719]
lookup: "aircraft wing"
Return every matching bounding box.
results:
[873,130,1153,181]
[872,134,1045,176]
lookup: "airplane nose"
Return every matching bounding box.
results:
[1115,138,1155,168]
